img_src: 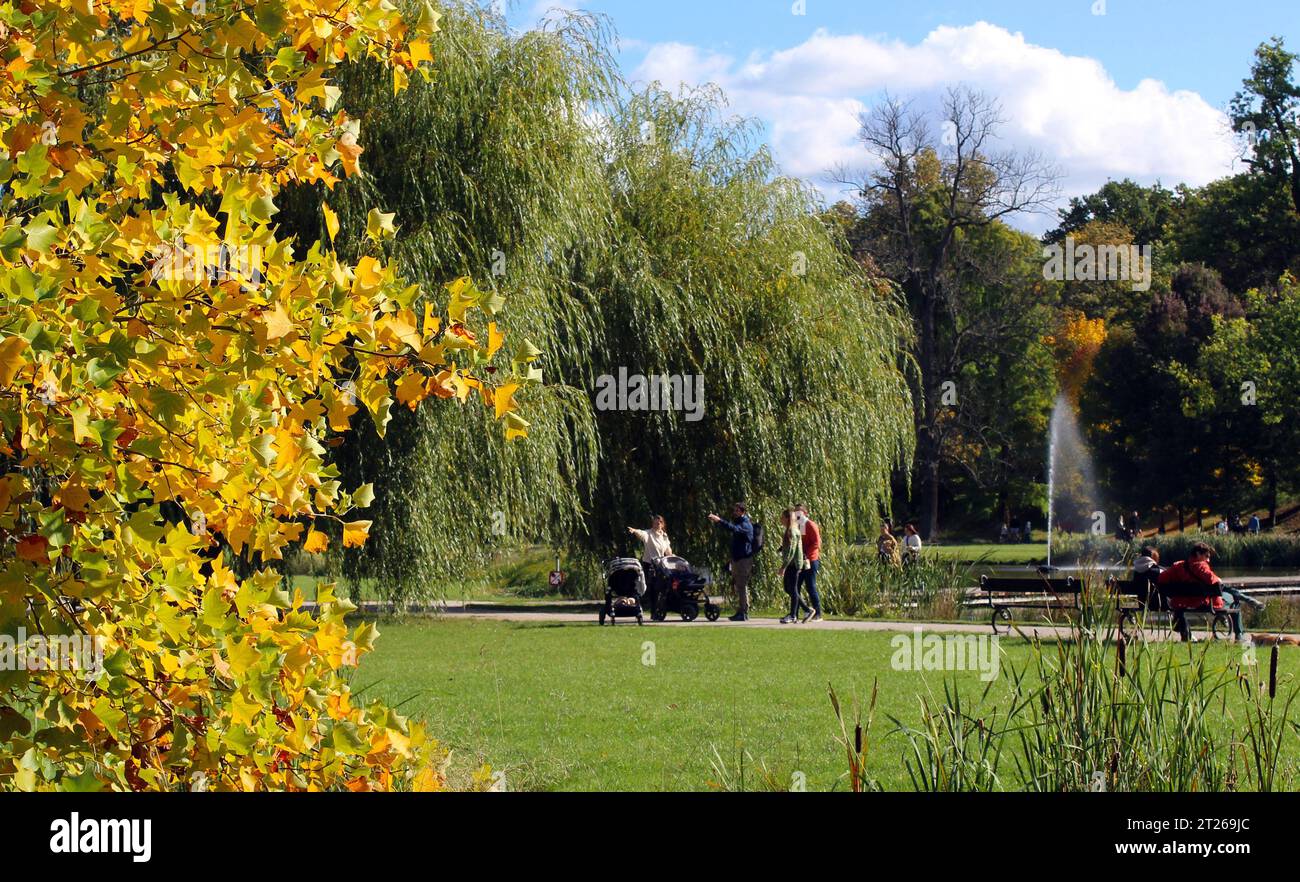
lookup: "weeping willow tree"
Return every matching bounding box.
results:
[278,4,612,597]
[278,3,915,600]
[585,86,916,572]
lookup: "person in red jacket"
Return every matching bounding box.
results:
[1157,543,1242,641]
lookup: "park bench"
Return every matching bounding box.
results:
[978,574,1080,634]
[1108,577,1239,641]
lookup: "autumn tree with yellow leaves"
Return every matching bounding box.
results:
[0,0,535,790]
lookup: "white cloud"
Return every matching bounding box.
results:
[633,23,1239,231]
[526,0,578,25]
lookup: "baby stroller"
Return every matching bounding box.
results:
[645,556,720,623]
[600,558,646,626]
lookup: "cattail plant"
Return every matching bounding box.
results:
[1238,643,1295,792]
[828,680,881,792]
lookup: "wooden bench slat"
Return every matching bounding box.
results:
[981,577,1079,593]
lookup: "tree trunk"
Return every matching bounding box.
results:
[917,282,940,540]
[1269,466,1279,530]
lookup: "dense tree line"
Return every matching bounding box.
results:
[827,36,1300,537]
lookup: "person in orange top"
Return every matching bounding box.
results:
[794,504,823,622]
[1157,542,1245,641]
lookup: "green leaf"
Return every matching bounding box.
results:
[24,221,58,253]
[352,482,375,509]
[250,433,277,468]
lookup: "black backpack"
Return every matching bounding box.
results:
[751,522,765,555]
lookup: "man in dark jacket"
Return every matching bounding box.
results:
[709,503,754,621]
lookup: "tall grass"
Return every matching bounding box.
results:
[890,679,1009,792]
[814,547,973,620]
[837,568,1299,791]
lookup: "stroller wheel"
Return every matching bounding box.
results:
[705,604,720,622]
[680,601,699,623]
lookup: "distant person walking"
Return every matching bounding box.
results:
[877,523,901,568]
[1249,514,1262,535]
[795,503,823,622]
[709,502,755,622]
[902,522,923,563]
[778,509,810,624]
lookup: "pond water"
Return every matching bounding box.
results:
[973,563,1300,582]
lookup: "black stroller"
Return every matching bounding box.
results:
[600,557,646,626]
[645,556,720,623]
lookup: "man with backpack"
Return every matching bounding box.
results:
[709,503,756,622]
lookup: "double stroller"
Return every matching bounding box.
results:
[599,556,720,625]
[644,556,720,623]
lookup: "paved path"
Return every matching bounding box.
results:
[314,590,1300,642]
[432,607,1219,642]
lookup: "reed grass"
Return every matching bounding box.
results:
[836,566,1300,791]
[1050,533,1300,569]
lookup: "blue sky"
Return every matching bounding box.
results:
[505,1,1298,228]
[521,1,1294,107]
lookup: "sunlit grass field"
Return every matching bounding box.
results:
[351,617,1296,792]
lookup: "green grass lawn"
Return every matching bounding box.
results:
[351,617,1287,792]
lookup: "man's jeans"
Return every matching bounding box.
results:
[732,556,754,615]
[798,559,822,614]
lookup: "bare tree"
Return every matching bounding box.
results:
[833,86,1061,539]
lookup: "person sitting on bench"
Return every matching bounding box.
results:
[1156,542,1246,641]
[1132,546,1164,611]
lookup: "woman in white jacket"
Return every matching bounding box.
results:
[628,515,673,563]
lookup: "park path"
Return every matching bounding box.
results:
[319,592,1298,642]
[431,604,1205,642]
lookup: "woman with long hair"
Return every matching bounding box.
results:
[779,509,811,624]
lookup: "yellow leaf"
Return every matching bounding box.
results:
[342,520,371,549]
[322,203,339,243]
[366,208,397,240]
[338,136,364,177]
[503,411,530,442]
[410,39,434,66]
[487,322,504,359]
[263,303,294,341]
[353,256,384,296]
[494,382,520,420]
[303,530,329,554]
[328,395,357,432]
[0,335,29,387]
[412,765,443,792]
[396,372,428,410]
[56,480,91,512]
